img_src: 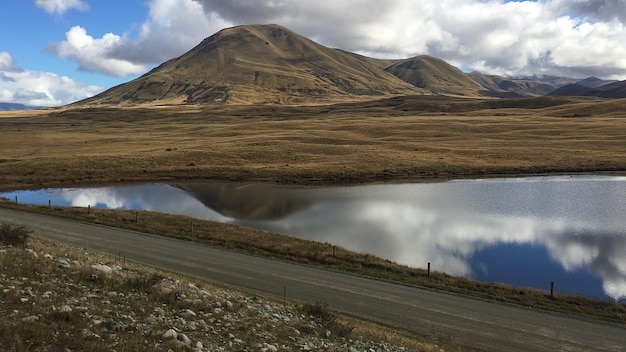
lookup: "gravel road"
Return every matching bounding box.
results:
[1,208,624,351]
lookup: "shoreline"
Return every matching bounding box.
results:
[2,168,626,193]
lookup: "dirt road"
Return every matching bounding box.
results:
[1,208,624,351]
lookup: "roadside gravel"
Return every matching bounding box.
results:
[0,239,436,351]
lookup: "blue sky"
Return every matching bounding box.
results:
[2,0,626,106]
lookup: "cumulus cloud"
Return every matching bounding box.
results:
[48,0,228,77]
[35,0,88,15]
[0,52,103,106]
[46,0,626,79]
[48,26,147,77]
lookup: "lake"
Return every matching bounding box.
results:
[2,175,625,301]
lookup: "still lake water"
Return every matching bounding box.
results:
[2,176,626,301]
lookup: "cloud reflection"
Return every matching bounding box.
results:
[6,176,626,300]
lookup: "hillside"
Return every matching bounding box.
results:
[548,80,626,98]
[78,24,425,106]
[467,72,577,97]
[385,55,485,97]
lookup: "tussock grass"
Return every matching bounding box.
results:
[3,201,626,325]
[1,98,626,192]
[0,222,31,247]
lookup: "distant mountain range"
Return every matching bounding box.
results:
[75,24,626,106]
[0,102,43,111]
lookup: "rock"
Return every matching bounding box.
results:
[57,258,71,269]
[153,307,165,316]
[265,344,278,352]
[180,309,196,318]
[59,305,72,313]
[22,315,39,322]
[43,253,53,260]
[163,328,178,339]
[177,333,191,346]
[20,297,29,303]
[25,249,38,258]
[90,264,112,275]
[194,341,203,350]
[225,300,233,309]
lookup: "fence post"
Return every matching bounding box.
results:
[15,196,17,204]
[428,262,431,277]
[135,212,138,223]
[550,281,555,299]
[88,204,90,214]
[48,199,51,208]
[332,245,337,257]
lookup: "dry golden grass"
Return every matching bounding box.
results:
[1,96,625,191]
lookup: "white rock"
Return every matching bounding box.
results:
[162,328,178,339]
[25,249,38,258]
[195,341,203,350]
[181,309,196,318]
[57,258,70,269]
[20,297,29,303]
[225,300,233,309]
[59,305,72,313]
[22,315,39,322]
[43,254,53,260]
[266,344,278,352]
[90,264,112,275]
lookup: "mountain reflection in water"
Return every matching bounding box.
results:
[2,176,625,301]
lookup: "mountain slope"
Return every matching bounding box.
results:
[467,73,577,97]
[385,56,485,97]
[548,80,626,98]
[79,24,424,106]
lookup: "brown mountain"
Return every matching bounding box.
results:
[78,24,427,106]
[385,56,485,97]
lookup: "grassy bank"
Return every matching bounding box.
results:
[2,200,625,325]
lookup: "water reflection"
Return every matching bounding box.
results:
[2,176,625,300]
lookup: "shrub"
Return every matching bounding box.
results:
[299,301,354,337]
[0,222,31,247]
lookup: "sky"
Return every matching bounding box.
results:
[2,0,626,107]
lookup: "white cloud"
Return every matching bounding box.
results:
[49,26,147,77]
[35,0,88,15]
[0,51,21,71]
[0,52,103,106]
[46,0,626,79]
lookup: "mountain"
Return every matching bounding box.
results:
[78,24,426,106]
[467,73,578,97]
[548,80,626,98]
[385,56,484,97]
[0,102,42,111]
[576,77,618,88]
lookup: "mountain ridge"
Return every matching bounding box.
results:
[74,24,622,106]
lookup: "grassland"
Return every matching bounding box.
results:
[1,96,626,192]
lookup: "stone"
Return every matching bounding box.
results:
[90,264,113,275]
[177,333,191,346]
[180,309,196,318]
[22,315,39,322]
[57,258,71,269]
[163,328,178,340]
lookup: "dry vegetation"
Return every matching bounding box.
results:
[1,96,626,192]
